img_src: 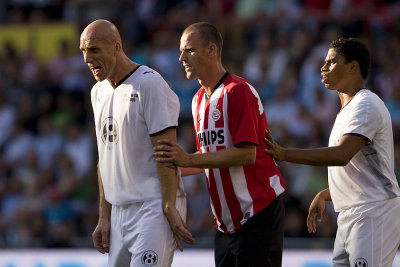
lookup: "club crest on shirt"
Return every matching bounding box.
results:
[212,109,221,121]
[100,117,119,150]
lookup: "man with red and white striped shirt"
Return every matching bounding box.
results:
[154,22,285,267]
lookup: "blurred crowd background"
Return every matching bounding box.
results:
[0,0,399,249]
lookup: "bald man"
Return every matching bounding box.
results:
[80,20,194,267]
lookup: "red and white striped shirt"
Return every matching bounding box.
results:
[192,73,285,233]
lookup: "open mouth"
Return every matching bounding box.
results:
[91,66,101,75]
[321,74,327,83]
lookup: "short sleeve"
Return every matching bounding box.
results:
[344,97,379,142]
[141,73,180,135]
[227,83,262,145]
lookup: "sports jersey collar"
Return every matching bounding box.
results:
[114,64,142,88]
[205,72,230,100]
[214,72,230,90]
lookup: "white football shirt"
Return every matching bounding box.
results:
[91,65,184,205]
[328,89,400,211]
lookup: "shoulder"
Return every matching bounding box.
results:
[91,80,108,96]
[351,89,391,124]
[132,66,174,97]
[224,74,251,92]
[224,74,260,100]
[134,66,166,87]
[354,89,386,112]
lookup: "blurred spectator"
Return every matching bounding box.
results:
[2,120,34,170]
[62,121,93,178]
[46,39,72,88]
[0,91,16,149]
[34,115,63,170]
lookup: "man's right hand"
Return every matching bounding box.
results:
[164,207,195,251]
[264,129,286,161]
[306,191,326,234]
[92,218,111,254]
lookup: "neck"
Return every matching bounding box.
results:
[108,55,138,87]
[338,84,365,108]
[199,64,226,96]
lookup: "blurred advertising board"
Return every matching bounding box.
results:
[0,23,78,62]
[0,249,399,266]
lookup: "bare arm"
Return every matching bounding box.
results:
[264,129,366,166]
[154,140,256,168]
[179,151,205,176]
[180,167,204,176]
[150,128,195,251]
[92,164,112,254]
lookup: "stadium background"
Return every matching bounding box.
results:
[0,0,399,266]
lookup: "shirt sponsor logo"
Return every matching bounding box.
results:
[197,129,224,146]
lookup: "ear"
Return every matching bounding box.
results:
[349,61,359,74]
[207,43,217,57]
[114,41,121,55]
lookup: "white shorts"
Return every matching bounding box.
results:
[108,197,187,267]
[332,197,400,267]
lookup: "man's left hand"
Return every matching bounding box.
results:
[154,139,191,167]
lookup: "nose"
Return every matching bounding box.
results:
[179,51,185,62]
[83,52,92,64]
[321,62,328,72]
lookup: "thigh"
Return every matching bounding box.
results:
[108,205,132,267]
[214,230,236,267]
[331,228,350,267]
[126,199,177,267]
[345,198,400,267]
[234,195,285,267]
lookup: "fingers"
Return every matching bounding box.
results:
[180,227,195,245]
[264,148,273,156]
[172,224,195,252]
[101,229,110,253]
[92,229,109,254]
[173,223,195,245]
[317,208,323,222]
[175,236,184,252]
[264,137,273,147]
[263,129,274,148]
[265,129,273,140]
[306,212,317,233]
[157,139,174,146]
[165,209,195,248]
[153,142,175,162]
[153,150,172,157]
[154,144,173,153]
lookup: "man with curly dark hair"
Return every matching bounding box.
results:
[265,37,400,266]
